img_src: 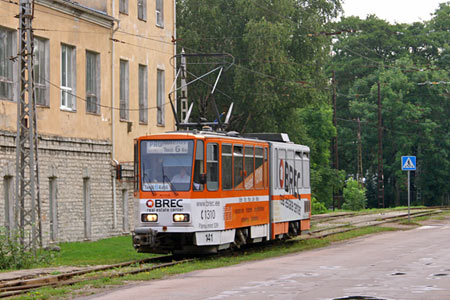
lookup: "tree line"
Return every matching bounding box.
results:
[175,0,449,208]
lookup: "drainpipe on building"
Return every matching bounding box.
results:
[111,0,120,230]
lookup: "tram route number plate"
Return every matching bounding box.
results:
[195,231,221,245]
[194,230,235,246]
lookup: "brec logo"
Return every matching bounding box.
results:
[146,199,183,208]
[279,159,301,194]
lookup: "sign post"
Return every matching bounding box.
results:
[401,156,416,222]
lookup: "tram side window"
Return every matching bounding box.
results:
[222,144,233,190]
[303,152,310,188]
[295,152,303,190]
[234,145,244,190]
[264,148,268,188]
[244,146,254,190]
[255,147,264,189]
[287,150,294,193]
[277,149,286,189]
[193,140,204,191]
[207,143,219,191]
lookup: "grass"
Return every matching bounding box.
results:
[48,235,154,267]
[9,225,398,300]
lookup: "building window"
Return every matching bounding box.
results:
[139,64,148,124]
[156,0,164,27]
[156,69,165,125]
[0,28,15,101]
[61,44,76,111]
[34,37,50,106]
[138,0,147,21]
[119,0,128,14]
[86,51,100,114]
[119,59,129,120]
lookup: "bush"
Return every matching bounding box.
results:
[0,227,51,270]
[342,178,367,211]
[312,197,328,214]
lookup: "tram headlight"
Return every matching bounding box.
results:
[142,213,158,222]
[173,213,190,222]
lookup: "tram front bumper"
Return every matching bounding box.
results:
[132,227,159,252]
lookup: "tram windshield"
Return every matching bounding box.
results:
[140,140,194,192]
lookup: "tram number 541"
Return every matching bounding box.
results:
[201,209,216,220]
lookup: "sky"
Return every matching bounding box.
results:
[341,0,446,24]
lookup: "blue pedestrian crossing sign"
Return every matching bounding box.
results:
[401,156,416,171]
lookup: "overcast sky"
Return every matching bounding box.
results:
[340,0,446,24]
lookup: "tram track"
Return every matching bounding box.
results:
[0,255,192,298]
[1,208,447,299]
[307,209,443,239]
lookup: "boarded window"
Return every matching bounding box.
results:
[86,51,100,114]
[83,177,91,239]
[138,64,148,123]
[138,0,147,21]
[49,177,58,241]
[156,0,164,27]
[0,28,14,100]
[156,69,165,125]
[34,37,49,106]
[120,60,129,120]
[119,0,128,14]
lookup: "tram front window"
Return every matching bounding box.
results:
[140,140,194,192]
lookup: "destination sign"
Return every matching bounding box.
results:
[146,141,189,154]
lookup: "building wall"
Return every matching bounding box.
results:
[0,0,175,244]
[112,0,177,162]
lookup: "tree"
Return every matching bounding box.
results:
[342,178,367,211]
[176,0,345,205]
[328,3,450,206]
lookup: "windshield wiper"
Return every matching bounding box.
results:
[163,174,178,196]
[161,164,178,196]
[142,165,156,195]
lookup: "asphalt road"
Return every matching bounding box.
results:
[81,219,450,300]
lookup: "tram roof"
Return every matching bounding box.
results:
[137,130,309,151]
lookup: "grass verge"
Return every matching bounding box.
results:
[46,235,154,267]
[11,226,397,300]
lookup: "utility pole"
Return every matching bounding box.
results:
[332,70,339,209]
[357,117,363,186]
[15,0,42,252]
[180,48,188,122]
[377,82,384,208]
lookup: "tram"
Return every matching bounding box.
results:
[132,130,311,254]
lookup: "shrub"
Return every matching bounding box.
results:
[0,227,51,270]
[342,178,367,211]
[312,197,328,214]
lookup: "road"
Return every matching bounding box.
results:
[81,219,450,300]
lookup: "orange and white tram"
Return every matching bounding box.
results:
[132,130,311,254]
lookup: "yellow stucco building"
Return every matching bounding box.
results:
[0,0,176,243]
